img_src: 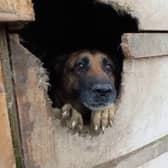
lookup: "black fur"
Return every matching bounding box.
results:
[80,77,116,111]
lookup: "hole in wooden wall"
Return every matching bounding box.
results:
[19,0,138,114]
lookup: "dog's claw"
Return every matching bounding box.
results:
[91,103,116,133]
[102,126,105,133]
[79,125,83,131]
[94,125,98,131]
[109,120,113,127]
[62,111,68,118]
[72,121,76,128]
[61,104,83,133]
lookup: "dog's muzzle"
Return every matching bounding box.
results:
[80,78,116,111]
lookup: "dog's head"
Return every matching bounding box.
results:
[63,50,117,111]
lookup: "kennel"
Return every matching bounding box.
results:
[0,0,168,168]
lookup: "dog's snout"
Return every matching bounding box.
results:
[92,83,113,96]
[80,78,116,110]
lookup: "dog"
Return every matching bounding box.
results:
[55,50,117,132]
[20,0,138,134]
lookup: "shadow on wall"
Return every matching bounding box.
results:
[20,0,138,107]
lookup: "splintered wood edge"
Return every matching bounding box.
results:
[120,34,132,58]
[9,34,55,167]
[9,34,52,106]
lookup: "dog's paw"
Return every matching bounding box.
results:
[91,103,116,133]
[61,104,83,132]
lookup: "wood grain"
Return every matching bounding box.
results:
[0,0,34,21]
[10,34,55,168]
[121,33,168,58]
[0,59,16,168]
[0,27,23,167]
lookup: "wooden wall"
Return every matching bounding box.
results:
[0,31,16,168]
[8,34,168,168]
[0,0,168,167]
[102,0,168,30]
[0,0,34,21]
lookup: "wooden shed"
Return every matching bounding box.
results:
[0,0,168,168]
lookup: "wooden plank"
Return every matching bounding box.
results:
[121,33,168,58]
[0,57,16,168]
[95,56,168,167]
[95,135,168,168]
[138,152,168,168]
[103,0,168,30]
[9,34,55,168]
[0,0,34,22]
[0,28,23,167]
[10,35,168,168]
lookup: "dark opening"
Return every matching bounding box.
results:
[20,0,138,109]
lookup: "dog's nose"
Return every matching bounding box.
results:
[92,83,113,96]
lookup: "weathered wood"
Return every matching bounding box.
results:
[121,33,168,58]
[0,0,34,22]
[0,28,23,167]
[138,152,168,168]
[0,54,16,168]
[10,35,168,168]
[95,135,168,168]
[95,56,168,167]
[101,0,168,30]
[10,34,55,168]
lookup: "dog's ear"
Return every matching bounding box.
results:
[53,54,69,77]
[111,45,124,93]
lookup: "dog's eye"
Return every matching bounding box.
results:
[104,64,113,73]
[78,63,84,69]
[75,63,86,73]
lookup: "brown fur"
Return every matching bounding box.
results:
[62,50,115,108]
[58,50,117,132]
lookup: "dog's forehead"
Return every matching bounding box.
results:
[76,50,108,58]
[68,50,110,65]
